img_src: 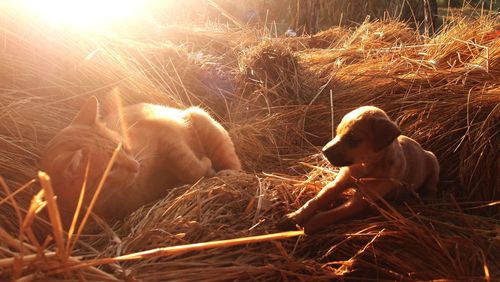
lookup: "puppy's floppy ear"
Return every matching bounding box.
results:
[71,96,99,126]
[372,117,401,151]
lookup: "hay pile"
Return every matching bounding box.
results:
[299,18,500,202]
[0,8,499,281]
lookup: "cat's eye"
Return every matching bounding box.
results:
[109,164,121,175]
[122,145,131,154]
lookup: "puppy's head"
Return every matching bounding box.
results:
[322,106,401,166]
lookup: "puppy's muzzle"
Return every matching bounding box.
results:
[322,141,352,167]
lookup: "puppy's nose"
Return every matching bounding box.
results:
[322,143,351,167]
[322,139,337,155]
[322,141,336,158]
[322,138,336,152]
[322,147,341,163]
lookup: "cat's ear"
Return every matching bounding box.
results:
[71,96,100,126]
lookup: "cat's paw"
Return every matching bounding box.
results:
[200,157,215,177]
[215,169,240,177]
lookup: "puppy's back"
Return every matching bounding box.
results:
[398,135,439,194]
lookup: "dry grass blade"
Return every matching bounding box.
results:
[0,252,56,268]
[71,230,304,269]
[37,172,65,257]
[65,157,91,259]
[207,0,243,29]
[0,179,35,207]
[69,143,122,254]
[20,188,45,251]
[0,177,24,227]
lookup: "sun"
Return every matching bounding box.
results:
[16,0,147,29]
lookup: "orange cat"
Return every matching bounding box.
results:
[40,96,241,222]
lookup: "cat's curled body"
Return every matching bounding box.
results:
[40,97,241,222]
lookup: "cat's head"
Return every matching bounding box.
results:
[39,96,139,216]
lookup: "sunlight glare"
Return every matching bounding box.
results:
[110,88,131,150]
[19,0,146,29]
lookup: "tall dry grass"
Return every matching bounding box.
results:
[0,6,498,281]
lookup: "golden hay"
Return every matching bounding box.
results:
[239,40,304,104]
[0,10,499,281]
[93,173,335,281]
[298,17,499,203]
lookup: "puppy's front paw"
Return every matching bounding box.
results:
[303,212,331,235]
[277,213,300,231]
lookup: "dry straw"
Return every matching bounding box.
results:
[0,6,499,281]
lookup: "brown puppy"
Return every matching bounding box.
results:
[285,106,439,234]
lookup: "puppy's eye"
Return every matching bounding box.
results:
[345,132,361,147]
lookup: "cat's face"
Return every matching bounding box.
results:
[40,96,139,214]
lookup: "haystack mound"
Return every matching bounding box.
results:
[299,18,499,202]
[1,12,499,281]
[94,172,334,280]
